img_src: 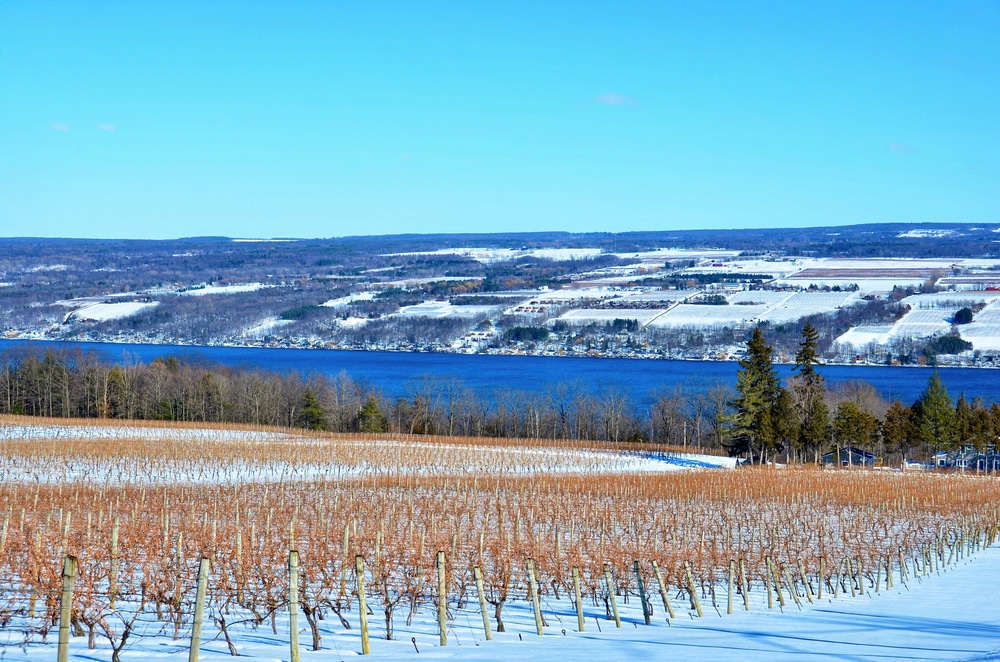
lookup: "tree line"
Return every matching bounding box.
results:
[727,323,1000,465]
[1,340,996,465]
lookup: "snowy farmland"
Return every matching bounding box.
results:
[565,291,867,330]
[1,420,999,662]
[837,293,1000,351]
[647,303,772,328]
[176,283,271,296]
[958,300,1000,351]
[396,300,501,320]
[0,420,735,485]
[557,308,669,326]
[65,301,159,322]
[386,248,605,264]
[320,292,378,308]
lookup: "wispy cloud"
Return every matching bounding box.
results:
[51,122,69,132]
[595,92,637,107]
[97,123,117,133]
[888,142,915,154]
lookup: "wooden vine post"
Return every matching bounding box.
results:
[289,550,301,662]
[739,559,750,611]
[855,557,865,596]
[684,560,703,617]
[634,560,651,625]
[355,556,370,655]
[474,566,492,640]
[766,557,785,608]
[572,567,585,632]
[603,563,621,627]
[798,560,814,603]
[781,563,802,608]
[436,551,448,647]
[109,516,120,609]
[727,560,735,615]
[765,559,774,609]
[527,558,544,635]
[57,555,77,662]
[651,560,676,619]
[188,558,210,662]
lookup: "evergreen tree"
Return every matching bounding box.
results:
[915,371,957,452]
[800,397,830,462]
[882,400,917,466]
[969,398,994,451]
[727,326,786,463]
[955,394,972,444]
[794,323,821,379]
[358,395,388,433]
[791,323,829,463]
[299,388,327,431]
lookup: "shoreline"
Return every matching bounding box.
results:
[2,334,996,370]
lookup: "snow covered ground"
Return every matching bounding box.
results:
[959,301,1000,350]
[385,248,605,263]
[558,308,669,326]
[647,303,771,328]
[241,317,294,339]
[0,422,736,484]
[396,301,501,320]
[837,295,1000,351]
[321,292,378,308]
[66,301,159,322]
[176,283,270,296]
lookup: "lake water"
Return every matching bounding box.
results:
[1,339,997,408]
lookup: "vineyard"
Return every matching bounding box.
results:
[1,416,1000,660]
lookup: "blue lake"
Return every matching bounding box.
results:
[1,339,997,408]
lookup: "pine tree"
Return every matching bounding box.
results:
[358,395,388,433]
[955,394,972,444]
[727,326,787,463]
[915,371,957,452]
[882,400,917,466]
[794,323,821,379]
[791,323,828,463]
[299,388,327,431]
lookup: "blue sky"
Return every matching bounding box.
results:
[1,1,997,239]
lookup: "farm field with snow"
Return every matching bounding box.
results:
[2,419,1000,661]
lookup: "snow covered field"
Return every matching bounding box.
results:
[321,292,378,308]
[67,301,159,322]
[558,308,669,326]
[386,248,605,263]
[0,421,735,484]
[396,301,501,320]
[177,283,270,296]
[959,301,1000,351]
[837,293,1000,351]
[648,303,771,328]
